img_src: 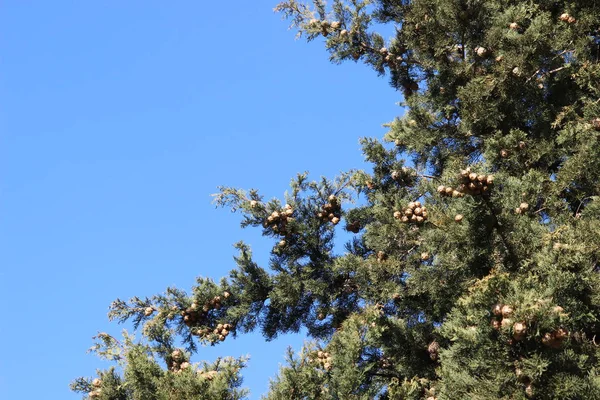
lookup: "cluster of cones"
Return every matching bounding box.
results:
[307,19,342,37]
[168,352,221,380]
[318,195,341,225]
[193,322,234,343]
[169,358,220,380]
[542,328,569,349]
[541,328,569,348]
[180,292,230,327]
[438,168,494,197]
[345,221,360,233]
[394,201,428,224]
[169,349,191,373]
[199,370,218,381]
[379,47,403,68]
[542,305,569,348]
[206,292,229,310]
[88,379,102,398]
[213,323,233,342]
[514,202,530,214]
[181,304,205,327]
[379,356,392,369]
[491,304,527,340]
[169,356,218,381]
[263,204,295,235]
[559,12,577,24]
[456,168,494,195]
[428,340,440,360]
[437,184,465,198]
[492,303,569,347]
[309,350,333,371]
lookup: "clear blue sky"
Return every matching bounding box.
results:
[0,2,402,398]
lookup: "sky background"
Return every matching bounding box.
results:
[0,1,403,398]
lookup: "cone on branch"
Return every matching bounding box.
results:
[512,322,527,340]
[319,196,342,225]
[525,385,534,398]
[491,320,501,330]
[428,340,440,360]
[377,251,388,262]
[498,323,514,338]
[515,202,530,214]
[501,305,513,318]
[492,304,503,316]
[555,328,569,341]
[475,46,487,57]
[346,221,361,233]
[542,328,569,348]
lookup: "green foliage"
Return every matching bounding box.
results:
[71,332,248,399]
[74,0,600,398]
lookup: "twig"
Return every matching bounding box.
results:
[333,178,353,197]
[526,69,541,83]
[369,371,402,379]
[575,197,590,216]
[526,64,569,83]
[552,48,574,60]
[547,65,568,75]
[426,220,441,229]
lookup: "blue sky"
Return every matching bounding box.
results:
[0,1,402,398]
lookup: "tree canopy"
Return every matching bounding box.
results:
[73,1,600,399]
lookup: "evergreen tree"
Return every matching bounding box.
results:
[72,1,600,399]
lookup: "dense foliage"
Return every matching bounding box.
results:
[72,1,600,398]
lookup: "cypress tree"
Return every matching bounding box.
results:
[72,1,600,398]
